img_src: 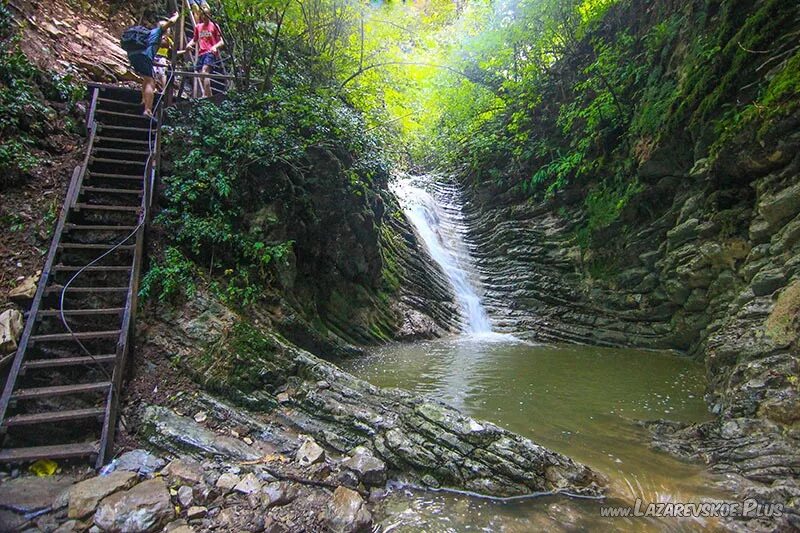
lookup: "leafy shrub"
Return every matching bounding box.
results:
[0,4,84,188]
[140,247,198,302]
[575,176,641,249]
[148,87,387,304]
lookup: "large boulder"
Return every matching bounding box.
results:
[94,478,174,532]
[324,486,372,533]
[68,471,139,519]
[0,309,23,354]
[0,476,75,529]
[341,446,386,487]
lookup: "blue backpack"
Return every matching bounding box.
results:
[121,26,151,52]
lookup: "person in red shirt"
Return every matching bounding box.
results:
[180,11,224,98]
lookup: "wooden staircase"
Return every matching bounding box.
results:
[0,84,160,466]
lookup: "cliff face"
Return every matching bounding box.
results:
[456,0,800,522]
[152,95,460,359]
[465,122,800,496]
[138,289,603,499]
[242,155,462,354]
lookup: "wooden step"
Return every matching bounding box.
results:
[23,354,117,370]
[36,308,125,317]
[81,186,143,195]
[95,109,150,121]
[3,408,106,427]
[96,136,149,145]
[96,97,141,108]
[94,84,141,104]
[91,157,146,166]
[30,330,121,342]
[65,224,139,231]
[52,265,132,272]
[92,148,149,157]
[0,441,99,463]
[73,203,141,213]
[11,382,111,401]
[87,172,143,181]
[43,286,129,295]
[58,243,135,251]
[96,125,149,134]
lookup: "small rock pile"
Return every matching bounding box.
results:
[0,440,388,533]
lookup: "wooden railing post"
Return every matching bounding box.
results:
[87,88,99,133]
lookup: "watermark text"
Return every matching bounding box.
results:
[600,498,783,519]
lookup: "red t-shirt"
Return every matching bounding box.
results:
[195,21,221,56]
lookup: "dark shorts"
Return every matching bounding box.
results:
[129,52,154,77]
[196,52,219,70]
[127,26,163,78]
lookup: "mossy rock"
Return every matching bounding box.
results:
[765,281,800,346]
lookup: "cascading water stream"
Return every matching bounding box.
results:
[392,174,492,334]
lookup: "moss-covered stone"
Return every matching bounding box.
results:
[765,281,800,346]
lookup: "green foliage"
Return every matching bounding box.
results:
[523,151,582,196]
[140,247,198,302]
[0,41,48,183]
[0,4,84,188]
[339,0,798,252]
[575,177,640,249]
[759,51,800,109]
[149,86,387,305]
[713,48,800,153]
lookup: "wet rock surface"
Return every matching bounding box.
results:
[341,446,386,487]
[324,487,372,533]
[94,478,174,532]
[68,471,138,519]
[456,118,800,528]
[143,293,605,499]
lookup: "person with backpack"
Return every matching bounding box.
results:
[121,11,180,118]
[179,10,224,98]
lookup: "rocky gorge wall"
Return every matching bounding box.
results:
[154,95,462,360]
[450,0,800,527]
[249,164,462,355]
[463,117,800,488]
[136,289,604,497]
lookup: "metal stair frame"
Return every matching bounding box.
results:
[0,82,163,467]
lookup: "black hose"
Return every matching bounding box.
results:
[57,68,176,418]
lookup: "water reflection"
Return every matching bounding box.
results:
[342,336,726,531]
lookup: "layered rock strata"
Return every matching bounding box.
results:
[143,292,605,498]
[457,117,800,528]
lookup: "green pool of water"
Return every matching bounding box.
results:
[341,334,727,531]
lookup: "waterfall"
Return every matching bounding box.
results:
[392,174,492,334]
